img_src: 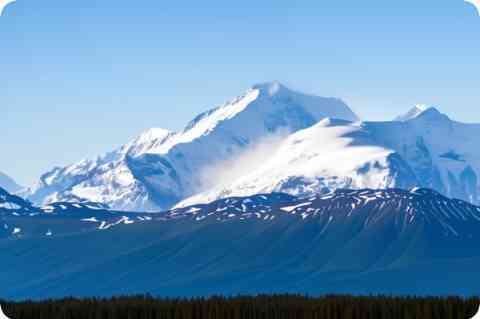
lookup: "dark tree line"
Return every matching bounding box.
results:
[2,295,479,319]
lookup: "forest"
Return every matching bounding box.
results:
[2,294,479,319]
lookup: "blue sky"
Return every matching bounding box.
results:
[1,0,479,186]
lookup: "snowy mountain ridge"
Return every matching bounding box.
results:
[26,82,358,211]
[177,118,408,207]
[3,185,480,298]
[181,106,480,207]
[5,184,480,244]
[22,82,480,211]
[366,107,480,203]
[394,104,434,121]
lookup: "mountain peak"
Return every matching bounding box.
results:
[252,81,287,97]
[27,82,359,211]
[414,107,452,123]
[124,128,174,157]
[395,105,446,122]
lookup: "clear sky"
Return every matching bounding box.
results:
[1,0,479,186]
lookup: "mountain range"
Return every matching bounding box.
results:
[1,185,480,299]
[193,106,480,208]
[3,83,480,299]
[24,82,358,211]
[21,82,480,212]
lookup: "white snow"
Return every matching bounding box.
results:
[151,89,260,155]
[29,82,358,212]
[26,84,480,212]
[42,206,55,213]
[181,119,395,206]
[0,202,21,210]
[181,107,480,207]
[119,216,134,225]
[98,221,109,230]
[280,202,312,213]
[394,105,432,121]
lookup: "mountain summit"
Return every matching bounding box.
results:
[26,83,358,211]
[24,84,480,210]
[180,105,480,207]
[394,105,438,121]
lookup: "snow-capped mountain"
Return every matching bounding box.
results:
[0,186,35,213]
[0,172,22,193]
[180,106,480,207]
[393,104,432,121]
[178,118,416,207]
[2,187,480,298]
[26,82,358,211]
[172,187,480,240]
[367,106,480,204]
[27,128,176,211]
[0,186,155,238]
[24,82,480,211]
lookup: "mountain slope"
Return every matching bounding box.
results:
[25,87,480,211]
[394,104,432,121]
[26,82,358,211]
[367,107,480,203]
[0,186,155,238]
[0,172,22,193]
[178,118,417,207]
[181,107,480,206]
[1,188,480,299]
[0,186,35,213]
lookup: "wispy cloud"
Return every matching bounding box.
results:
[197,130,289,193]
